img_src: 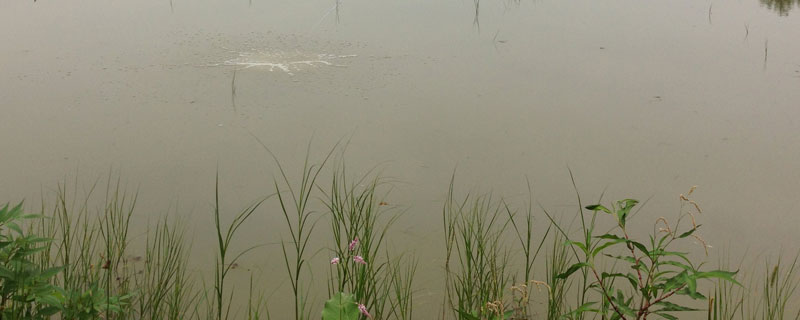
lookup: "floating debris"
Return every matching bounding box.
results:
[204,48,357,75]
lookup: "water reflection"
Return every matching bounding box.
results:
[760,0,800,15]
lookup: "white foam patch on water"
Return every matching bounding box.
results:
[205,48,357,75]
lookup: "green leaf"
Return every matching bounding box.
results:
[40,266,64,279]
[653,301,699,312]
[686,272,697,294]
[22,236,53,243]
[628,240,650,257]
[592,239,626,257]
[654,312,679,320]
[0,203,9,222]
[585,204,611,214]
[36,294,64,308]
[615,199,638,227]
[605,254,636,264]
[565,240,588,254]
[661,261,693,271]
[39,306,61,316]
[679,287,706,299]
[18,245,48,257]
[602,272,639,289]
[0,265,14,279]
[455,309,480,320]
[7,222,23,235]
[561,302,597,319]
[556,262,589,279]
[696,270,741,286]
[596,233,624,240]
[678,226,701,239]
[664,271,689,292]
[321,292,359,320]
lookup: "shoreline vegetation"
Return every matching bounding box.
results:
[1,150,798,319]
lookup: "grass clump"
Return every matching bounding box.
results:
[2,153,797,319]
[759,255,800,320]
[442,180,513,319]
[323,164,415,320]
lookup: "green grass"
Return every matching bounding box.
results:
[209,173,269,320]
[442,178,513,319]
[2,158,798,319]
[323,164,407,319]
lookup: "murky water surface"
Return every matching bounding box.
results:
[1,0,799,317]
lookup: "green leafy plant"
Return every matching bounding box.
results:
[0,202,64,319]
[62,282,130,319]
[556,188,740,320]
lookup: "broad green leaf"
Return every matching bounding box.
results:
[663,271,689,292]
[321,292,359,320]
[628,240,650,257]
[686,272,697,295]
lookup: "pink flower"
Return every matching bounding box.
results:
[353,255,366,265]
[330,257,340,265]
[348,237,359,251]
[358,303,373,319]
